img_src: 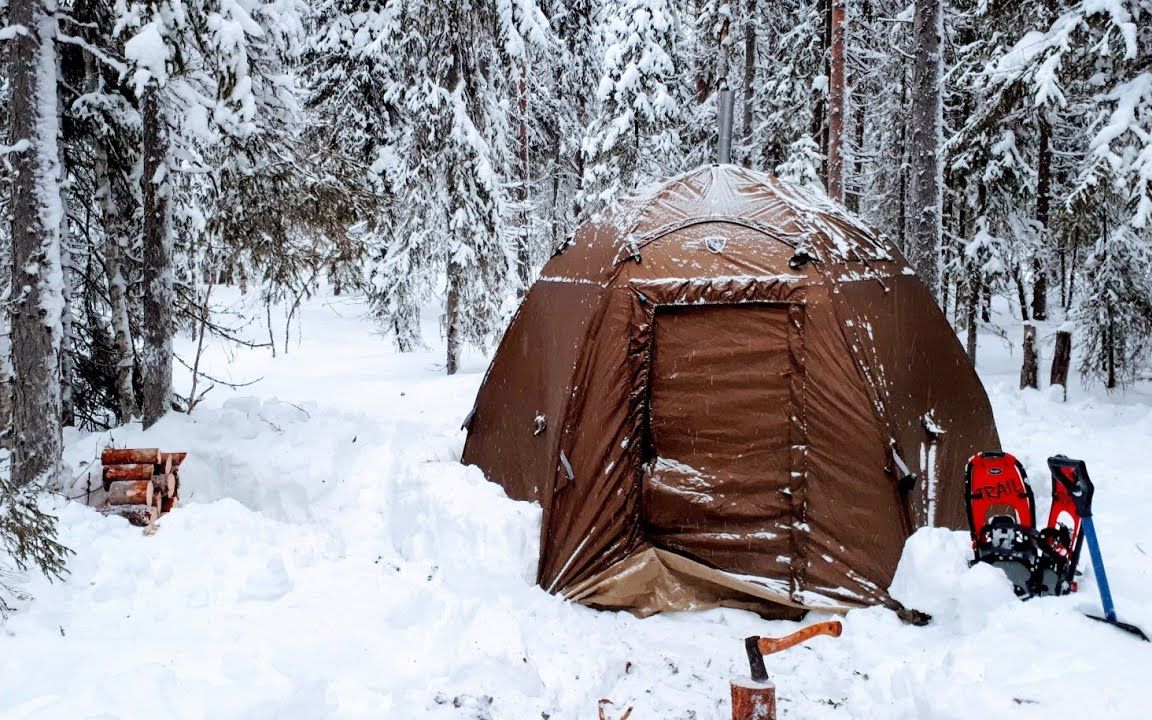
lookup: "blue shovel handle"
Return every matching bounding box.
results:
[1081,516,1117,623]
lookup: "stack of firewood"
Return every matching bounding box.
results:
[101,448,185,530]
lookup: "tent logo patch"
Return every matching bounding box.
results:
[705,236,727,253]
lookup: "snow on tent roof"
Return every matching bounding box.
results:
[574,164,895,270]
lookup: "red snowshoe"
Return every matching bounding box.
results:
[965,452,1042,597]
[965,451,1085,598]
[1038,456,1094,595]
[966,452,1035,533]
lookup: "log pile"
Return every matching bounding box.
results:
[101,448,185,530]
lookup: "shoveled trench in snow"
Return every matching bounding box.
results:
[1,289,1150,719]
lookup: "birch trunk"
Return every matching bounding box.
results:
[56,44,74,429]
[445,277,461,376]
[139,85,173,428]
[908,0,943,295]
[7,0,64,488]
[98,141,138,423]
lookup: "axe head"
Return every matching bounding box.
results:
[744,636,768,682]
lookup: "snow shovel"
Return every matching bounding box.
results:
[1048,456,1149,642]
[1081,516,1149,641]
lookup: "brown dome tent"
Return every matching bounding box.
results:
[462,164,999,618]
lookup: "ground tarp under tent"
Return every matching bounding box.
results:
[462,164,999,618]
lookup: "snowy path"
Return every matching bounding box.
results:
[2,292,1149,719]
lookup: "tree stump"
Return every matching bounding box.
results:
[1050,330,1072,400]
[1020,324,1039,389]
[731,679,776,720]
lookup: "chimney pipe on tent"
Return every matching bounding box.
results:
[716,81,734,164]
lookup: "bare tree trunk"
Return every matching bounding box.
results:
[1013,266,1030,321]
[550,124,563,249]
[1020,324,1038,390]
[1050,330,1071,400]
[966,276,980,362]
[1059,236,1067,308]
[445,279,461,376]
[1105,317,1116,390]
[1067,236,1079,306]
[1033,115,1051,320]
[848,98,865,213]
[897,61,908,253]
[740,0,757,163]
[7,0,64,488]
[516,67,532,296]
[815,0,830,183]
[908,0,942,295]
[826,0,846,202]
[140,86,173,429]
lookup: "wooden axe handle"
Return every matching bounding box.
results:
[756,620,842,656]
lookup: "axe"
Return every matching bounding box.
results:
[743,620,843,683]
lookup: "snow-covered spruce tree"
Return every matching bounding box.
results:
[115,1,308,420]
[538,0,597,251]
[577,0,688,219]
[976,1,1152,384]
[303,2,416,346]
[501,2,555,294]
[679,0,733,169]
[70,0,144,425]
[740,0,824,185]
[1076,213,1152,388]
[113,2,186,427]
[943,1,1041,341]
[2,0,73,610]
[305,1,550,356]
[185,3,324,350]
[416,0,546,374]
[947,1,1071,325]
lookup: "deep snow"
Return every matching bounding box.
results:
[2,290,1150,719]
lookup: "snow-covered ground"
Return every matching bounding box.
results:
[2,290,1149,719]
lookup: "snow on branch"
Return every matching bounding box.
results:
[0,24,29,41]
[0,139,31,155]
[56,33,128,75]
